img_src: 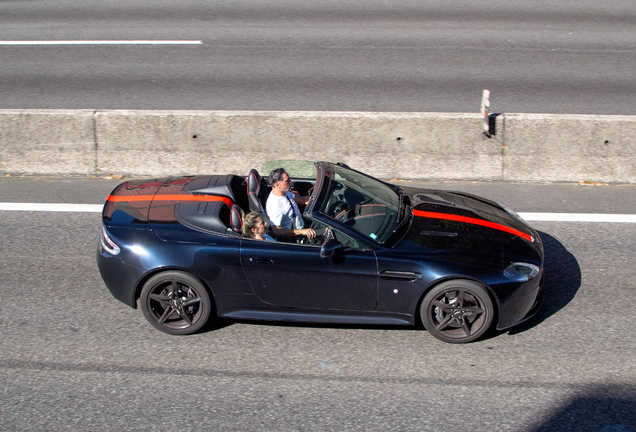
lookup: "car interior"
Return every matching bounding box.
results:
[175,168,318,243]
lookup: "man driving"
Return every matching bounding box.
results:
[266,168,316,239]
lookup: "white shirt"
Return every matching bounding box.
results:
[266,191,304,229]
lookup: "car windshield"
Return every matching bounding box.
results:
[261,160,316,180]
[320,164,401,244]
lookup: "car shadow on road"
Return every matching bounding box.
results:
[200,314,412,333]
[506,230,581,336]
[528,383,636,432]
[203,318,412,333]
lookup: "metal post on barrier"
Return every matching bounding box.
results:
[481,89,491,138]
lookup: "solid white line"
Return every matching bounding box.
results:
[0,204,635,222]
[0,203,103,212]
[519,212,636,223]
[0,40,203,45]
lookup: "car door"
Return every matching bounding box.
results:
[240,225,378,311]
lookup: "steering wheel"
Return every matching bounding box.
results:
[336,206,356,222]
[299,235,324,246]
[314,227,333,246]
[299,227,332,246]
[326,199,347,218]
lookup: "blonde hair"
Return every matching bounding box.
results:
[242,211,262,239]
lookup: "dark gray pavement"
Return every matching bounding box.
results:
[1,177,636,430]
[1,0,636,114]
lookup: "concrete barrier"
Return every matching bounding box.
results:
[0,110,96,176]
[502,114,636,183]
[1,109,634,182]
[94,110,501,180]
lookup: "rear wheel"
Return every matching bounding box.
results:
[140,271,212,335]
[420,280,494,344]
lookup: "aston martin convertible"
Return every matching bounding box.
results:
[97,160,544,343]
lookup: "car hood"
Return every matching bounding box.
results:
[394,187,542,264]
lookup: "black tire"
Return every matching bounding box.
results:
[420,280,494,344]
[140,271,212,335]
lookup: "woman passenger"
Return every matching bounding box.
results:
[242,211,275,241]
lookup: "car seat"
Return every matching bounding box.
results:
[247,169,271,220]
[230,204,244,233]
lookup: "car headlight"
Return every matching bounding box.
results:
[502,205,526,223]
[504,262,540,282]
[100,227,121,255]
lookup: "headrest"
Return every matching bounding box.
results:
[230,205,244,232]
[247,169,261,195]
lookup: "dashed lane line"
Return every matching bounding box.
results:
[519,212,636,223]
[0,40,203,45]
[0,203,103,212]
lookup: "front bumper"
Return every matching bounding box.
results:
[496,273,544,330]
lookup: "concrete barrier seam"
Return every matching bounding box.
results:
[93,110,99,175]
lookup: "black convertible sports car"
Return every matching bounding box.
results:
[97,160,544,343]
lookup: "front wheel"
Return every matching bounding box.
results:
[140,271,212,335]
[420,280,494,344]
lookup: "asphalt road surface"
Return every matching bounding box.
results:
[1,0,636,114]
[1,177,635,431]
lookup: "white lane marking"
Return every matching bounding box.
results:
[0,204,635,223]
[519,212,636,223]
[0,40,203,45]
[0,203,103,212]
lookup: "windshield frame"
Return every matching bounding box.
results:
[316,162,404,245]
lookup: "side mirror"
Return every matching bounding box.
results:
[320,238,343,258]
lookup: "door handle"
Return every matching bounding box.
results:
[249,257,274,264]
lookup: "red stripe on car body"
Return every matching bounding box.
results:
[413,209,533,242]
[107,194,234,207]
